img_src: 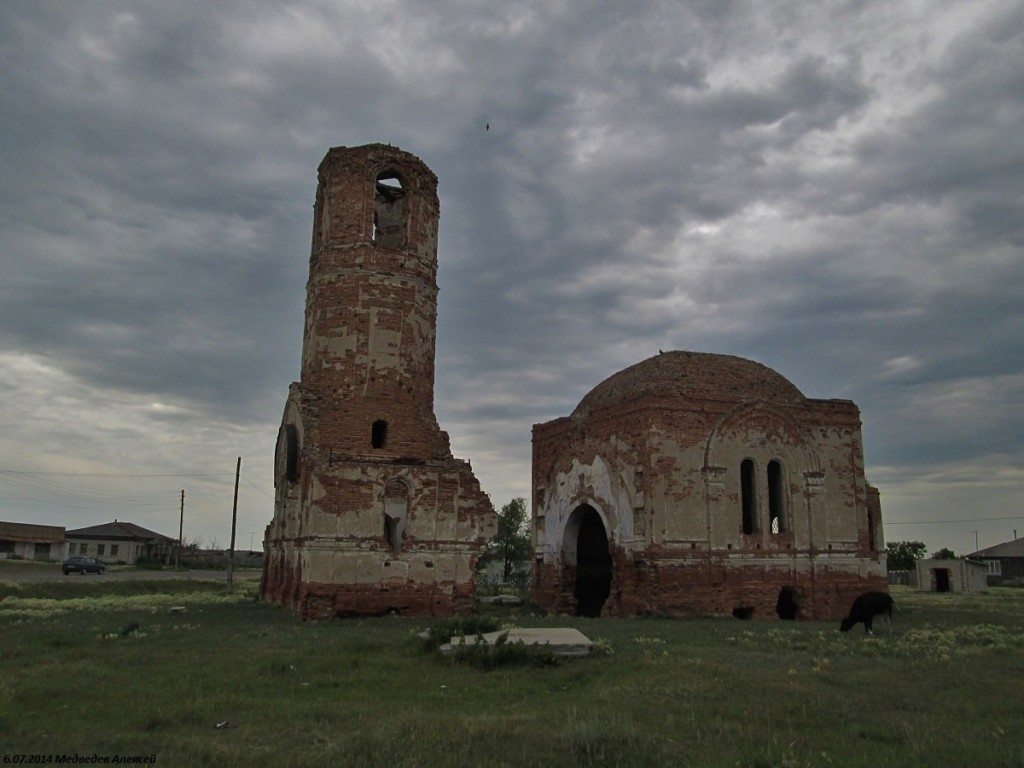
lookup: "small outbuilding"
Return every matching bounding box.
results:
[915,558,987,593]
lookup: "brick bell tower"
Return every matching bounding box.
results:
[261,144,497,619]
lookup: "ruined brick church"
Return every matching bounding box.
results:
[261,144,496,619]
[263,143,885,621]
[531,352,887,619]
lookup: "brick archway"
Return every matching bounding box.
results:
[563,504,612,617]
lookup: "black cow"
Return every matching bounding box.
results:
[839,591,896,633]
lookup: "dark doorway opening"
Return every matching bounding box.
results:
[574,507,612,617]
[776,586,799,620]
[935,568,951,593]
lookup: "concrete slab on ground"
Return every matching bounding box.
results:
[441,627,593,656]
[478,594,523,605]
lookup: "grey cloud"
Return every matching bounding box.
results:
[1,0,1021,555]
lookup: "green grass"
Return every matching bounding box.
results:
[1,584,1022,767]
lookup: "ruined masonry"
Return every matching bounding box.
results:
[261,144,497,619]
[531,351,887,619]
[263,142,886,623]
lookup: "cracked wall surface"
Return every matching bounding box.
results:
[532,351,886,620]
[261,145,496,619]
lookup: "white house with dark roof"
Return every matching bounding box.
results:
[967,536,1024,586]
[65,520,175,564]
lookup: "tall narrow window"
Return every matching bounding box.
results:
[741,459,757,535]
[310,184,326,264]
[276,424,299,483]
[371,420,388,449]
[384,479,409,553]
[768,460,786,534]
[373,171,406,248]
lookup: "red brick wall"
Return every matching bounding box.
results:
[531,352,887,621]
[262,145,496,619]
[532,548,885,620]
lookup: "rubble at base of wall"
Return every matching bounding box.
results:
[532,560,887,621]
[264,580,477,620]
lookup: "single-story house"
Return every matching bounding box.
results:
[967,536,1024,586]
[0,521,65,561]
[65,520,175,564]
[915,558,987,594]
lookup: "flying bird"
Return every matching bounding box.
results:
[485,122,489,131]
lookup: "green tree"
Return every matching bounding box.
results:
[484,497,532,583]
[933,547,957,560]
[886,540,927,571]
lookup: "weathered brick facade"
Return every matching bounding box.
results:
[261,144,496,619]
[532,351,886,620]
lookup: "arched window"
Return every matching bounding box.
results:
[383,478,409,552]
[371,420,388,449]
[373,170,406,248]
[741,459,757,535]
[768,460,786,534]
[275,424,299,485]
[310,184,326,264]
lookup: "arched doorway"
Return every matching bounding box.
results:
[566,505,612,617]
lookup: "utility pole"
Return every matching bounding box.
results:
[227,457,241,588]
[972,530,979,554]
[177,489,184,570]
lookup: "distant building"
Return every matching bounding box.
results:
[0,521,65,561]
[65,521,175,564]
[967,536,1024,586]
[915,558,987,593]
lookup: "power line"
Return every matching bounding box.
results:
[887,514,1024,525]
[0,469,231,477]
[239,474,273,499]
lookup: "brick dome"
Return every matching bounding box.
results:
[572,350,805,417]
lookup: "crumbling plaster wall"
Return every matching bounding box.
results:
[261,145,496,620]
[538,450,638,563]
[532,360,886,620]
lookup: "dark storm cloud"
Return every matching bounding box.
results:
[0,2,314,424]
[1,0,1021,553]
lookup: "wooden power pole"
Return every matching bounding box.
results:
[227,457,241,588]
[176,489,184,570]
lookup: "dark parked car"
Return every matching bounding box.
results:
[63,556,105,575]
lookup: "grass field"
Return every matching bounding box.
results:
[1,570,1022,767]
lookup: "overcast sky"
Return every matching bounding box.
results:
[1,1,1021,558]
